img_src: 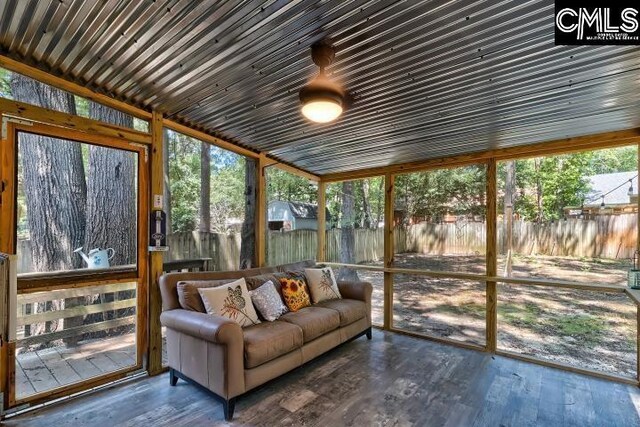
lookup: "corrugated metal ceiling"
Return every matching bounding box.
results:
[1,0,639,175]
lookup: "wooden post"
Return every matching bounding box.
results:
[637,143,640,383]
[256,154,267,267]
[147,111,164,375]
[505,204,513,276]
[317,181,326,262]
[486,159,498,352]
[383,172,395,330]
[0,118,13,405]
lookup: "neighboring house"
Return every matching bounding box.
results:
[268,201,331,231]
[565,171,638,218]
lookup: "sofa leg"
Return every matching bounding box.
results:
[223,398,236,421]
[169,368,178,386]
[366,327,372,340]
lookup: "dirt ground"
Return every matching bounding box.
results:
[347,253,637,378]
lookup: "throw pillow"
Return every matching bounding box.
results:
[177,279,239,312]
[304,267,342,303]
[279,276,311,312]
[249,280,288,321]
[197,278,261,327]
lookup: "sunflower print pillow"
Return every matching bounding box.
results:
[279,277,311,312]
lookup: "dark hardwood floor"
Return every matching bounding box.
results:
[5,330,640,426]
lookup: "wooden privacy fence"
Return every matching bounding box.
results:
[15,214,639,274]
[267,229,317,266]
[500,215,638,259]
[165,232,241,271]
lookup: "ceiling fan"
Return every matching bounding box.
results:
[299,40,349,123]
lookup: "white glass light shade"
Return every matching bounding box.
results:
[301,99,343,123]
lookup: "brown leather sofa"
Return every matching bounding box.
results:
[159,260,372,421]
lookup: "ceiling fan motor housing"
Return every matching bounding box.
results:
[311,40,336,69]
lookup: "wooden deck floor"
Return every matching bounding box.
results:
[16,333,167,399]
[6,329,640,426]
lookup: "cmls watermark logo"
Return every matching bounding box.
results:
[555,2,639,45]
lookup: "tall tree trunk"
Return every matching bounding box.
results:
[85,103,136,265]
[240,159,256,269]
[376,178,383,227]
[360,180,372,229]
[338,181,359,281]
[85,103,136,329]
[504,161,516,276]
[199,142,211,232]
[163,128,172,235]
[10,74,86,345]
[534,158,543,222]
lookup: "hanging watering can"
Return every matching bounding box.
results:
[74,247,115,269]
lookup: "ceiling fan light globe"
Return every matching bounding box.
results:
[301,99,343,123]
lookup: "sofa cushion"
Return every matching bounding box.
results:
[279,306,340,343]
[243,321,303,368]
[315,299,367,327]
[177,279,239,312]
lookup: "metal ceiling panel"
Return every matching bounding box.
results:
[1,0,639,175]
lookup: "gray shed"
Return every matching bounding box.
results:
[268,201,331,231]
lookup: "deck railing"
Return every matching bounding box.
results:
[16,282,137,349]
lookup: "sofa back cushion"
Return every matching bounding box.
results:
[244,272,287,293]
[177,279,238,312]
[158,260,316,311]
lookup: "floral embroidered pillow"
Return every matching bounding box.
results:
[197,278,261,327]
[279,277,311,312]
[250,280,288,321]
[304,267,342,303]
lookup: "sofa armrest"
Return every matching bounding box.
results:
[337,281,373,305]
[161,309,245,400]
[160,309,242,345]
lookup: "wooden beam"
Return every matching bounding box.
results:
[0,98,152,144]
[0,120,16,255]
[148,111,164,376]
[383,172,395,330]
[164,120,319,181]
[495,349,638,386]
[317,181,326,262]
[268,159,320,182]
[485,159,498,352]
[0,56,320,180]
[321,128,640,182]
[256,154,267,267]
[163,119,259,160]
[325,262,628,294]
[390,327,486,353]
[0,55,152,120]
